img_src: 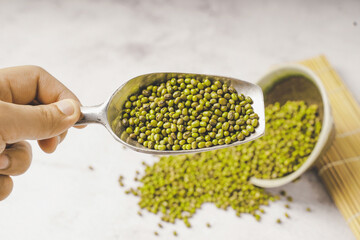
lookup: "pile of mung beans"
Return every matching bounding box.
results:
[245,101,321,179]
[122,100,321,234]
[113,76,259,150]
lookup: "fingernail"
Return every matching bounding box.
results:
[55,100,75,116]
[0,154,10,170]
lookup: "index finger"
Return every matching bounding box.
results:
[0,65,85,130]
[0,65,80,105]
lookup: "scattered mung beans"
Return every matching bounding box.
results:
[184,219,191,228]
[124,101,321,229]
[112,76,259,151]
[285,212,290,218]
[118,176,125,187]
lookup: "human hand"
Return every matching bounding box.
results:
[0,66,82,201]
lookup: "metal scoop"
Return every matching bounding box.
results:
[75,72,265,155]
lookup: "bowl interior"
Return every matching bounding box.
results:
[262,75,324,122]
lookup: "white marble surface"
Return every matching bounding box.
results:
[0,0,359,239]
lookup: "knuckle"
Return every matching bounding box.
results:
[5,142,32,176]
[29,65,45,74]
[27,65,48,81]
[38,106,58,136]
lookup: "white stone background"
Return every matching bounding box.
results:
[0,0,359,239]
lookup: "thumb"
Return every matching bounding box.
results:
[0,99,81,143]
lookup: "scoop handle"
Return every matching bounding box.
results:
[75,105,107,126]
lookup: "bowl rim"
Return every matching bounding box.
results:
[249,63,334,188]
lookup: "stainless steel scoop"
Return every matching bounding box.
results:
[75,72,265,155]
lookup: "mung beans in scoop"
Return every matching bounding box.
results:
[113,76,259,151]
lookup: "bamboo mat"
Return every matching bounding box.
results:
[299,56,360,239]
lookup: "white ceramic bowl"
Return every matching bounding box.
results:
[250,63,334,188]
